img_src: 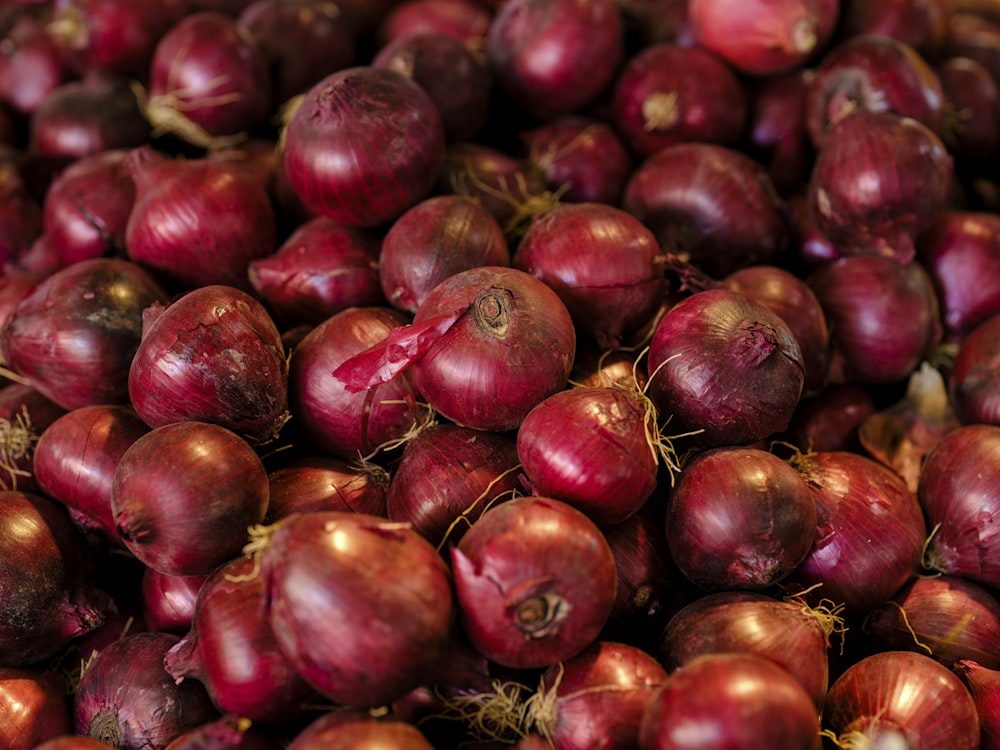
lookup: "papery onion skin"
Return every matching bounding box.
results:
[807,110,953,264]
[865,574,1000,669]
[0,667,72,749]
[247,217,385,328]
[33,404,150,539]
[287,306,427,459]
[408,266,576,432]
[919,424,1000,587]
[260,511,455,707]
[666,446,817,591]
[954,660,1000,750]
[646,289,805,447]
[516,386,658,526]
[0,257,169,411]
[282,66,445,228]
[823,650,979,750]
[512,202,668,349]
[451,496,618,669]
[485,0,624,121]
[111,421,270,576]
[265,456,388,524]
[128,285,289,444]
[638,652,822,750]
[790,450,927,617]
[386,422,520,547]
[950,314,1000,426]
[73,632,218,749]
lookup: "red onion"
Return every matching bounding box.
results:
[128,285,289,443]
[164,555,320,723]
[919,424,1000,587]
[485,0,623,120]
[789,450,927,617]
[646,289,805,447]
[373,31,492,143]
[661,590,839,707]
[512,202,667,349]
[747,69,815,197]
[451,496,618,669]
[689,0,838,76]
[334,266,576,433]
[73,632,218,748]
[46,0,187,78]
[822,650,979,749]
[638,652,821,749]
[784,383,878,454]
[955,660,1000,749]
[516,386,657,526]
[164,715,280,750]
[807,110,953,264]
[667,446,817,591]
[378,0,493,49]
[237,0,356,107]
[0,383,66,495]
[0,12,68,115]
[258,511,455,706]
[808,256,942,385]
[141,569,208,635]
[142,11,272,148]
[33,404,150,539]
[386,422,520,547]
[570,345,650,391]
[287,715,435,750]
[378,194,509,315]
[124,147,277,293]
[865,574,1000,669]
[0,257,169,411]
[947,12,1000,86]
[265,455,388,523]
[0,490,110,666]
[0,163,42,269]
[937,56,1000,162]
[840,0,953,59]
[111,421,270,576]
[282,65,445,228]
[42,148,135,267]
[35,739,114,750]
[949,313,1000,424]
[0,667,72,749]
[248,216,384,327]
[806,34,947,146]
[611,42,747,157]
[288,306,428,459]
[27,74,150,159]
[623,142,789,279]
[519,116,632,206]
[919,211,1000,342]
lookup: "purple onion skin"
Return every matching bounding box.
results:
[128,285,289,444]
[282,66,445,228]
[0,491,110,666]
[451,496,618,669]
[919,424,1000,587]
[839,0,952,60]
[639,652,822,750]
[955,660,1000,750]
[807,110,953,264]
[163,714,281,750]
[73,632,218,749]
[782,383,878,454]
[377,0,493,48]
[666,446,817,591]
[261,511,455,707]
[0,257,169,411]
[265,456,388,524]
[287,716,435,750]
[646,289,805,447]
[0,666,72,749]
[950,314,1000,426]
[937,56,1000,163]
[141,568,207,636]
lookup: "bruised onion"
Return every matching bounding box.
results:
[666,446,817,591]
[258,511,455,706]
[646,289,804,447]
[0,667,72,749]
[334,266,576,433]
[919,424,1000,587]
[265,456,388,523]
[282,65,445,228]
[451,496,618,669]
[822,650,979,749]
[0,257,169,411]
[128,285,289,444]
[73,632,218,748]
[386,423,520,547]
[111,421,270,576]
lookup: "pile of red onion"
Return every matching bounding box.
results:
[3,0,1000,747]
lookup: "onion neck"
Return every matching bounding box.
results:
[642,91,680,132]
[734,321,782,368]
[473,287,514,339]
[89,709,124,747]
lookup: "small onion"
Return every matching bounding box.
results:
[265,455,388,523]
[451,496,618,669]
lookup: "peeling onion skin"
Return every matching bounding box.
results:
[451,496,618,669]
[822,651,980,750]
[646,289,805,447]
[261,511,455,708]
